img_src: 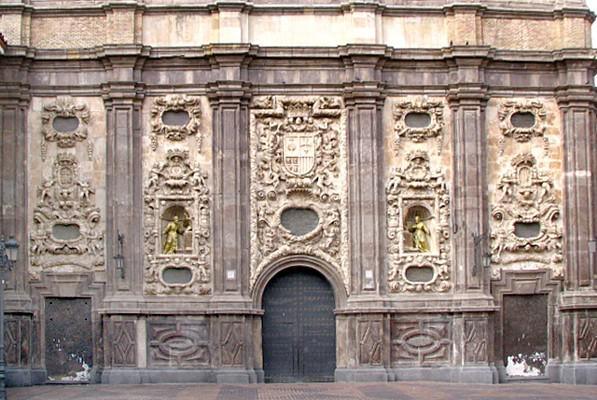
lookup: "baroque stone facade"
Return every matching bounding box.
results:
[0,0,595,388]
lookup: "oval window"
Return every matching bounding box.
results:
[404,112,431,128]
[52,223,81,241]
[161,110,190,126]
[280,207,319,236]
[162,267,193,285]
[52,116,79,133]
[510,112,536,128]
[405,265,434,283]
[514,222,540,238]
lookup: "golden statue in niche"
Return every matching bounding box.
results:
[163,216,187,254]
[408,215,431,252]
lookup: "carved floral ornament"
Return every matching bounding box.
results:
[393,98,445,144]
[498,100,548,151]
[150,95,202,151]
[490,153,563,278]
[249,96,348,290]
[386,150,451,293]
[29,153,104,278]
[144,148,211,295]
[41,97,92,161]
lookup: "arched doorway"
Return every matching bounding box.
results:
[262,267,336,382]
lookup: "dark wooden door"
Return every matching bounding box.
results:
[45,298,93,382]
[262,267,336,382]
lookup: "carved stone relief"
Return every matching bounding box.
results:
[498,100,547,144]
[386,151,451,292]
[150,95,202,151]
[144,148,211,295]
[358,319,383,366]
[29,153,104,278]
[41,96,92,161]
[393,98,444,148]
[577,315,597,360]
[4,315,30,367]
[148,320,210,367]
[391,319,452,364]
[464,319,488,363]
[490,153,563,278]
[249,96,348,290]
[111,320,136,367]
[220,321,244,366]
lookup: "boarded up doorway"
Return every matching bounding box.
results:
[45,297,93,382]
[503,294,548,377]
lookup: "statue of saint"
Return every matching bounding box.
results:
[163,216,185,254]
[408,215,430,252]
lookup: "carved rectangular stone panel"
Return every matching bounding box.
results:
[4,315,31,367]
[147,319,210,367]
[391,318,451,365]
[358,319,383,366]
[577,314,597,361]
[220,321,244,367]
[464,319,488,364]
[111,320,136,367]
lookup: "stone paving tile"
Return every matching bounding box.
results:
[7,382,597,400]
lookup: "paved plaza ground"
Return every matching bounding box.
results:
[7,382,597,400]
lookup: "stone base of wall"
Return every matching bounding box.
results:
[101,368,262,384]
[336,366,497,383]
[558,363,597,385]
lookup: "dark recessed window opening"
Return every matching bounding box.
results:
[514,222,541,238]
[52,223,81,241]
[52,116,79,133]
[162,267,193,285]
[161,110,190,126]
[405,265,434,283]
[405,112,432,128]
[280,207,319,236]
[510,112,536,128]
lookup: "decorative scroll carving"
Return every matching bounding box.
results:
[144,148,211,295]
[220,321,244,366]
[393,98,444,143]
[391,319,451,364]
[148,320,210,367]
[464,319,488,363]
[4,315,30,367]
[150,95,202,151]
[29,153,104,277]
[111,320,136,367]
[386,151,451,292]
[41,97,91,160]
[498,100,547,143]
[358,319,383,366]
[250,96,348,290]
[490,153,563,278]
[577,316,597,360]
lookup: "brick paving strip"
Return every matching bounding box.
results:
[7,382,597,400]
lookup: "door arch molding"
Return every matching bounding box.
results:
[252,254,348,309]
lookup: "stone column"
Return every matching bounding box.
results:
[102,52,145,298]
[446,53,490,293]
[207,81,251,297]
[343,82,385,295]
[556,58,597,384]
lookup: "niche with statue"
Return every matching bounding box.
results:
[143,148,211,295]
[386,151,451,293]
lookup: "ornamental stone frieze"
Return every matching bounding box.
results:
[150,95,202,151]
[143,148,211,295]
[386,151,451,293]
[249,96,348,290]
[393,98,444,145]
[490,153,563,278]
[41,97,92,161]
[498,100,548,155]
[29,153,104,278]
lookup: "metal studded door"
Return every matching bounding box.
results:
[262,267,336,382]
[45,298,93,382]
